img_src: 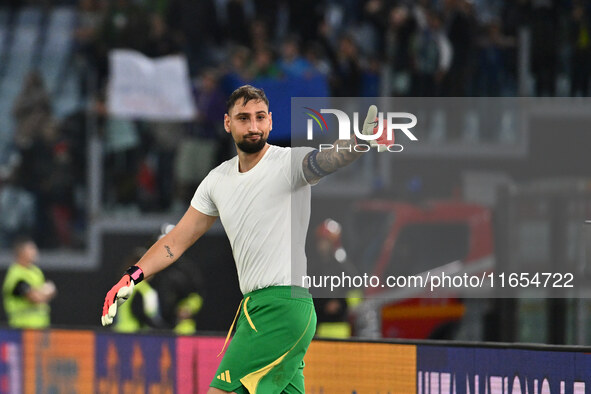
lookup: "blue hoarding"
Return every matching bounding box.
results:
[95,333,175,394]
[417,345,591,393]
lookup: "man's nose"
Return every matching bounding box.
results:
[249,118,258,131]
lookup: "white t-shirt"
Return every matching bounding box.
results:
[191,145,314,294]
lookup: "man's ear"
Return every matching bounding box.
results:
[224,113,231,133]
[269,111,272,131]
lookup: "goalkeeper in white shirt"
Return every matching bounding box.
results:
[102,85,384,393]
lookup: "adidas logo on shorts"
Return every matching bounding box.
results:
[217,370,231,383]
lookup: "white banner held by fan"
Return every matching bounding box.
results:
[107,50,196,121]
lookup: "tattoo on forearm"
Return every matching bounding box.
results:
[164,245,174,258]
[317,140,360,172]
[303,140,363,182]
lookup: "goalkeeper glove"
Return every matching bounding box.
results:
[361,105,393,152]
[101,265,144,326]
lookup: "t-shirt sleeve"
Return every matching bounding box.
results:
[190,172,219,216]
[290,146,316,187]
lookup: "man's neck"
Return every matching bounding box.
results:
[237,144,270,173]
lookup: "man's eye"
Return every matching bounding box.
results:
[239,117,247,121]
[257,116,265,120]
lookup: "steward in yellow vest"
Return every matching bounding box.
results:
[2,237,56,329]
[113,280,161,333]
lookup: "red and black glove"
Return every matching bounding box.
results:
[101,265,144,326]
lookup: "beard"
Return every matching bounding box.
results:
[236,134,267,153]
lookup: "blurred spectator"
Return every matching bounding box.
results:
[221,45,252,92]
[528,0,559,96]
[476,20,516,96]
[194,70,227,137]
[411,9,452,96]
[248,46,281,80]
[278,35,314,78]
[90,0,150,85]
[41,122,77,247]
[59,109,89,212]
[569,3,591,97]
[193,69,228,162]
[321,29,363,96]
[11,73,79,248]
[250,19,272,53]
[442,0,477,96]
[304,41,331,76]
[333,35,363,96]
[327,0,358,31]
[385,5,417,96]
[94,91,142,212]
[143,120,183,211]
[174,70,227,207]
[144,13,182,58]
[12,71,52,150]
[363,56,382,96]
[98,0,150,51]
[113,247,164,333]
[362,0,391,58]
[23,121,76,248]
[73,0,106,90]
[2,237,56,329]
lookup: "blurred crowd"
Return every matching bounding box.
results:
[0,71,87,249]
[1,0,590,248]
[68,0,590,97]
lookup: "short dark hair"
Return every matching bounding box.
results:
[226,85,269,114]
[13,235,34,253]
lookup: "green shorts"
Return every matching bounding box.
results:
[211,286,317,393]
